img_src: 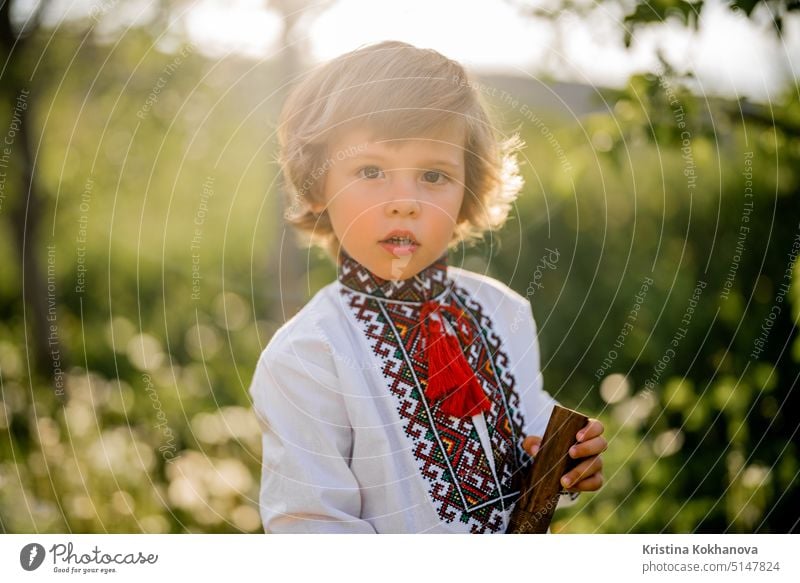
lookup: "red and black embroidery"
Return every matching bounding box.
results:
[337,252,529,533]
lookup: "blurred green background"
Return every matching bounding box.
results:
[0,0,798,533]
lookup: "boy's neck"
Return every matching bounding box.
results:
[337,249,450,302]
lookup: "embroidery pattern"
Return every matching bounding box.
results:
[338,253,528,533]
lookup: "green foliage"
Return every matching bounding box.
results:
[0,28,282,533]
[480,69,799,532]
[623,0,703,46]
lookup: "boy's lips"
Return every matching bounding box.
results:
[379,230,420,256]
[379,230,419,245]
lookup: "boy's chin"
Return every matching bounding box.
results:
[387,255,415,280]
[343,246,440,281]
[366,254,421,282]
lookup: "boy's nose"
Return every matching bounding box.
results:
[385,176,421,217]
[385,197,421,217]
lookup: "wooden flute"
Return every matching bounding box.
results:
[506,404,588,534]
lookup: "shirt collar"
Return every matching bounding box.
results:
[337,249,451,303]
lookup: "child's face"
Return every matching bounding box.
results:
[314,126,466,281]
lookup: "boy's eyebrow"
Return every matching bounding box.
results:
[349,153,462,171]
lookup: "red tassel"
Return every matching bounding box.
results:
[419,300,491,419]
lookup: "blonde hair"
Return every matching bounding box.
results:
[277,40,523,259]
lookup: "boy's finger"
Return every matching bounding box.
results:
[522,435,542,456]
[576,418,604,441]
[561,455,603,489]
[569,435,608,459]
[567,472,604,492]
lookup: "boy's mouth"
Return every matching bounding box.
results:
[379,230,420,256]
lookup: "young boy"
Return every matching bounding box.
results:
[249,41,606,533]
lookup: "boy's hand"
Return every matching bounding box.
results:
[522,418,607,492]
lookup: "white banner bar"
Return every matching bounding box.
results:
[1,534,797,582]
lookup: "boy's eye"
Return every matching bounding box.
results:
[422,170,448,184]
[359,166,384,180]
